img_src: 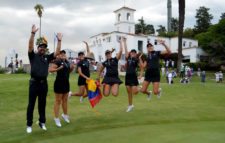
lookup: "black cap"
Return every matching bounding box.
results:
[105,50,111,55]
[147,43,153,47]
[130,49,137,53]
[38,43,47,48]
[60,50,66,54]
[37,36,48,48]
[78,52,84,56]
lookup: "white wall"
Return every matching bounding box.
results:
[183,48,198,63]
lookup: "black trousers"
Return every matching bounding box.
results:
[26,79,48,126]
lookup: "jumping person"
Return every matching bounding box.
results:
[49,50,74,127]
[69,41,92,102]
[26,25,62,133]
[124,38,143,112]
[140,40,171,100]
[97,37,123,97]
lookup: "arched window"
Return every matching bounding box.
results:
[118,13,121,21]
[127,13,131,21]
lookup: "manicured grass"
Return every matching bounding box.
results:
[0,73,225,143]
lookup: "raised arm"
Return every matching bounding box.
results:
[124,38,129,59]
[54,33,63,57]
[116,37,124,60]
[83,41,91,57]
[111,48,115,53]
[28,25,39,53]
[159,40,171,55]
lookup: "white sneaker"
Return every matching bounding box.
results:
[69,91,72,97]
[157,88,162,99]
[147,91,152,101]
[62,114,70,123]
[54,118,62,127]
[126,105,134,112]
[39,123,47,131]
[80,96,84,103]
[26,126,32,133]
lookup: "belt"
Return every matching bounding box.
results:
[30,77,47,83]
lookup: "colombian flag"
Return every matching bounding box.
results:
[86,79,102,108]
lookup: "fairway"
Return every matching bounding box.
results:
[0,73,225,143]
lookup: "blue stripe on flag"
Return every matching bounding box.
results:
[88,89,100,100]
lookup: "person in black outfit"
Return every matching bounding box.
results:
[26,25,62,133]
[69,41,92,102]
[97,37,123,97]
[49,50,74,127]
[124,38,143,112]
[140,40,171,100]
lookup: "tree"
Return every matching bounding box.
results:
[157,17,178,37]
[194,6,213,35]
[196,19,225,64]
[159,32,177,38]
[220,12,225,21]
[135,17,155,35]
[34,4,44,37]
[156,25,166,35]
[171,17,179,32]
[177,0,185,72]
[145,24,155,34]
[183,28,194,38]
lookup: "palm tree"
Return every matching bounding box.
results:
[34,4,44,37]
[135,17,146,34]
[177,0,185,72]
[135,17,155,35]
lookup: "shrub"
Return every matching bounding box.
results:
[0,67,6,74]
[15,68,26,74]
[185,62,220,71]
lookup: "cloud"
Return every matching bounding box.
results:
[0,0,225,66]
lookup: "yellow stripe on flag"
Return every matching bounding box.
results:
[86,79,97,92]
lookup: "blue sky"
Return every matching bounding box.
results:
[0,0,224,67]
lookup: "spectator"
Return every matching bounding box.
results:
[161,67,165,76]
[201,71,206,83]
[215,72,220,83]
[197,68,201,77]
[168,70,173,85]
[219,71,223,83]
